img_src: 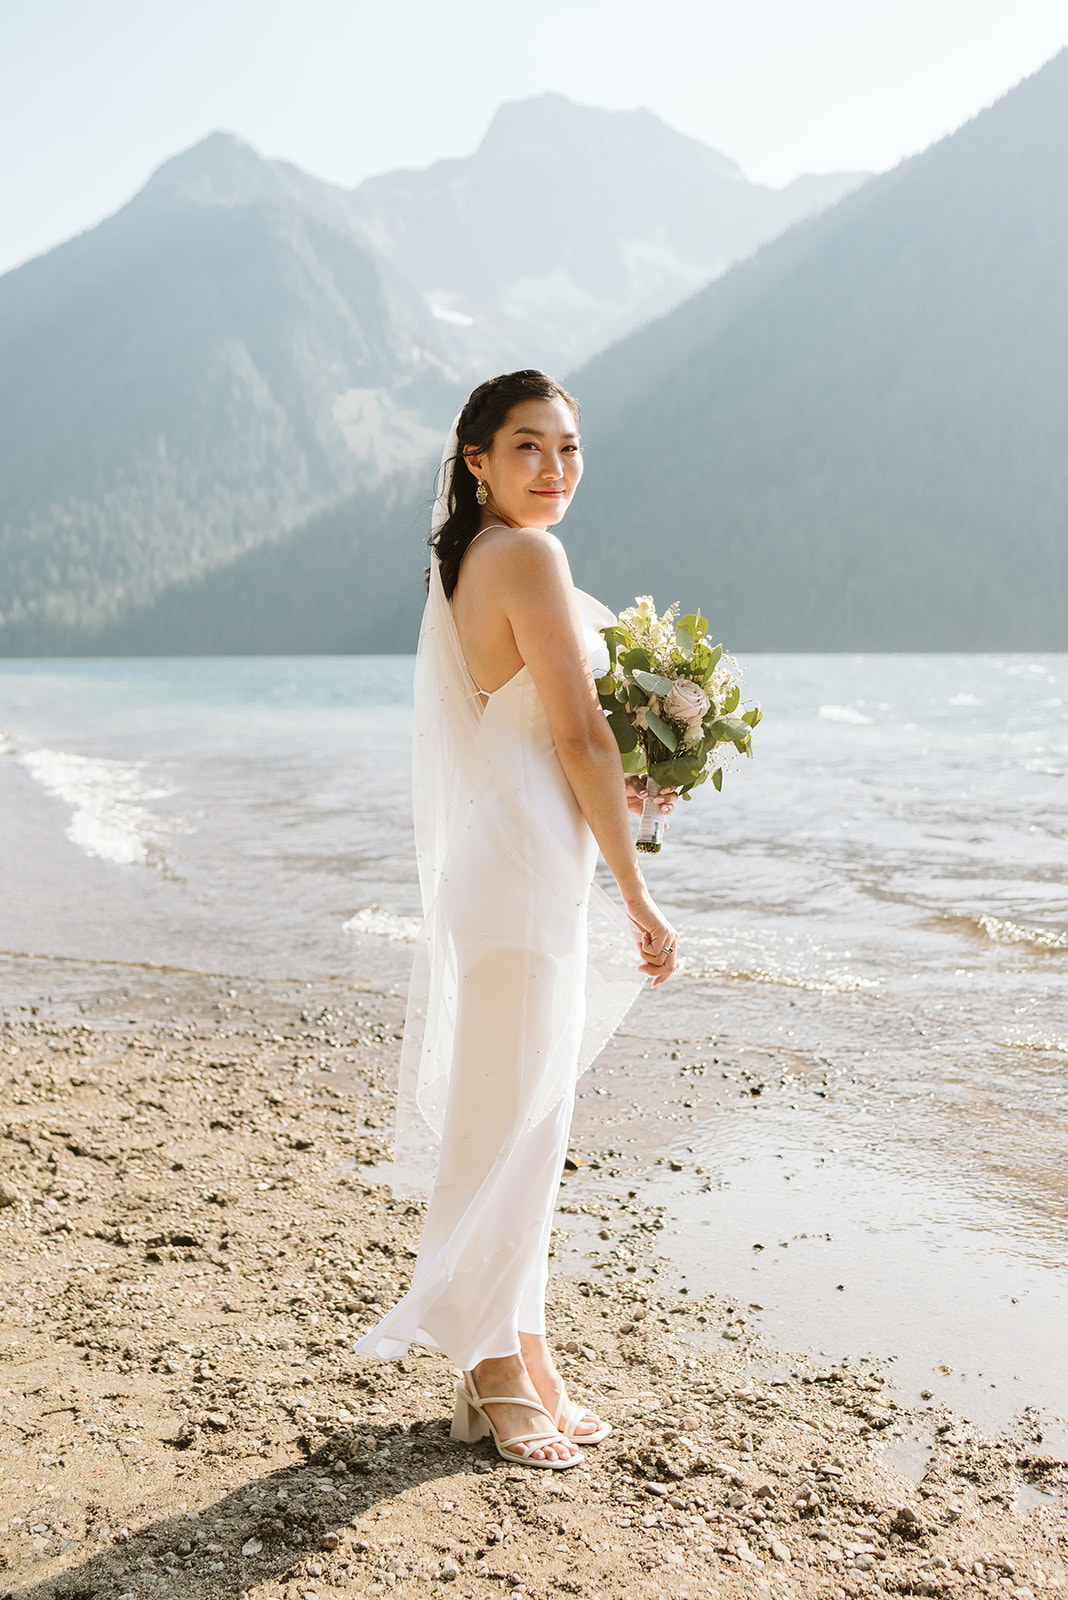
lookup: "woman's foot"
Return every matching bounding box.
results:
[519,1332,609,1442]
[468,1353,579,1464]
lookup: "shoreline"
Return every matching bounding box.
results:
[1,960,1065,1600]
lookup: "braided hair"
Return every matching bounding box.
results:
[429,369,580,599]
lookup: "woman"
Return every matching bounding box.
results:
[357,370,677,1468]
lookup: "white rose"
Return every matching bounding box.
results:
[664,678,710,725]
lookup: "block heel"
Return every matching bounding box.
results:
[450,1384,491,1442]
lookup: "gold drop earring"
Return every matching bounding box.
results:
[475,479,489,507]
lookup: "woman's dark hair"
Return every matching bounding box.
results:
[429,369,580,599]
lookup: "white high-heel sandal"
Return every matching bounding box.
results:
[450,1373,580,1469]
[554,1391,612,1445]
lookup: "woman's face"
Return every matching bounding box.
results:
[466,396,582,529]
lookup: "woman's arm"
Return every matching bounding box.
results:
[493,530,677,981]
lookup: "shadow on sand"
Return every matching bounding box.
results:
[3,1417,495,1599]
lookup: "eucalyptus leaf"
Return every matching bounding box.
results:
[706,714,752,745]
[712,767,723,792]
[742,705,763,728]
[620,646,652,675]
[601,626,624,670]
[632,667,674,696]
[708,644,723,672]
[723,684,740,713]
[675,622,695,659]
[606,709,639,754]
[645,710,678,752]
[621,746,645,774]
[650,755,700,785]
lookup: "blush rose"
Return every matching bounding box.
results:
[664,678,711,726]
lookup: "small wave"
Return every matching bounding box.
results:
[344,905,421,943]
[680,957,879,994]
[949,693,981,706]
[679,926,880,994]
[974,915,1068,951]
[819,704,873,725]
[998,1034,1068,1054]
[0,727,15,755]
[20,748,174,868]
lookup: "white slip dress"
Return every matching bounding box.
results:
[355,551,643,1369]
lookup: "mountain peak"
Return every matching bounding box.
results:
[134,131,291,210]
[476,93,745,182]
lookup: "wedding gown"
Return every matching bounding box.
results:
[356,554,643,1370]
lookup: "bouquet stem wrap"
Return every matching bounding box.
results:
[635,779,664,854]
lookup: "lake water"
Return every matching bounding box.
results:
[1,653,1066,1439]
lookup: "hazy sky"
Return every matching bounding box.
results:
[2,0,1065,276]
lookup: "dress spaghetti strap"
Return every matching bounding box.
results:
[455,525,510,698]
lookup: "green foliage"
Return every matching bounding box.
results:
[650,754,703,789]
[706,720,752,757]
[620,646,652,675]
[598,595,761,800]
[601,627,625,670]
[606,709,639,754]
[632,667,674,695]
[674,612,707,659]
[644,709,678,752]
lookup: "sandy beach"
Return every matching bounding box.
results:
[1,958,1065,1600]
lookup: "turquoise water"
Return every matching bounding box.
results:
[1,653,1066,1432]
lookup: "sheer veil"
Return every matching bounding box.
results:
[390,419,644,1198]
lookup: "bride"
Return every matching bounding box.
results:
[357,369,678,1468]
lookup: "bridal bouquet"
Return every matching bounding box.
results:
[598,596,761,853]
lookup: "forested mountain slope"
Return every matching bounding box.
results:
[563,51,1068,648]
[0,139,453,649]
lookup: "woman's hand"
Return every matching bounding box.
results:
[624,775,679,820]
[624,888,678,987]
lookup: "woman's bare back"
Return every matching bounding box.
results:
[450,526,532,695]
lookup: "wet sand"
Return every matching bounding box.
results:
[561,980,1068,1440]
[1,958,1065,1600]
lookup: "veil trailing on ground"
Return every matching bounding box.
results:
[390,420,644,1199]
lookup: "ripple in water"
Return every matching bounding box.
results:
[344,905,421,943]
[974,913,1068,950]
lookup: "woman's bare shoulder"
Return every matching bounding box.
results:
[473,526,569,583]
[463,528,572,598]
[475,524,563,554]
